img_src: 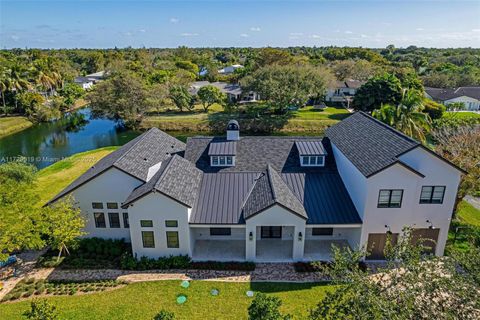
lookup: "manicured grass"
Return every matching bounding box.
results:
[457,200,480,227]
[292,106,350,120]
[35,146,118,206]
[0,116,33,138]
[0,281,335,320]
[442,111,480,120]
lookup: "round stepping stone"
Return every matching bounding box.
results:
[177,295,187,304]
[211,289,219,296]
[180,280,190,288]
[246,290,254,297]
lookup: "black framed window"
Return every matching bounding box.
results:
[140,220,153,227]
[166,231,179,248]
[108,212,120,228]
[92,202,103,209]
[378,189,403,208]
[210,228,232,236]
[94,212,106,228]
[142,231,155,248]
[420,186,446,204]
[261,226,282,238]
[165,220,178,228]
[312,228,333,236]
[107,202,118,209]
[123,212,129,228]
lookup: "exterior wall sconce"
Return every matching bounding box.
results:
[298,232,303,241]
[426,220,435,229]
[249,232,253,241]
[385,225,392,235]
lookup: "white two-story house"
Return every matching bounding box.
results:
[48,113,464,262]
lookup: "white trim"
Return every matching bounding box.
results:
[189,224,246,228]
[210,155,235,167]
[300,155,325,167]
[306,224,362,228]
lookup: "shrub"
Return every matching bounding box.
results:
[423,99,445,120]
[23,299,59,320]
[248,293,291,320]
[11,292,22,300]
[154,310,175,320]
[23,289,35,297]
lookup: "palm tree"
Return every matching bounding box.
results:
[373,90,431,143]
[0,69,9,115]
[7,63,31,110]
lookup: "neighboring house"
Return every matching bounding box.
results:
[218,64,244,75]
[190,81,259,103]
[325,79,366,107]
[425,86,480,111]
[48,113,464,262]
[74,71,106,90]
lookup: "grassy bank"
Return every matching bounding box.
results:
[0,116,33,138]
[35,146,118,206]
[0,280,335,320]
[457,200,480,227]
[143,105,350,135]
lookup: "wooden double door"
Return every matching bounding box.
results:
[366,228,440,260]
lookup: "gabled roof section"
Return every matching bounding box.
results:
[295,141,327,155]
[243,165,307,220]
[47,128,185,205]
[326,112,420,177]
[122,155,202,208]
[208,141,237,156]
[425,86,480,101]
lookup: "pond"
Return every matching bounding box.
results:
[0,108,140,169]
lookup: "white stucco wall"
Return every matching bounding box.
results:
[444,96,480,111]
[190,226,246,240]
[127,192,191,259]
[245,205,306,261]
[331,143,368,219]
[71,167,143,241]
[305,226,362,248]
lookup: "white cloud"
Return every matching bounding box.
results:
[310,34,321,39]
[250,27,261,32]
[289,32,303,36]
[170,17,179,23]
[240,33,249,38]
[416,28,424,31]
[180,32,199,37]
[139,29,146,33]
[10,35,19,41]
[124,32,132,36]
[360,34,368,38]
[472,29,480,32]
[345,30,353,34]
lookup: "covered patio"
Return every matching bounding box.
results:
[255,239,294,262]
[192,240,246,262]
[303,239,350,261]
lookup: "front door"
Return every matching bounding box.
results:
[261,226,282,239]
[366,233,399,260]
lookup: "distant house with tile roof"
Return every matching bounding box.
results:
[425,86,480,111]
[48,113,464,262]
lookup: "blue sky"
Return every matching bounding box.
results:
[1,0,479,49]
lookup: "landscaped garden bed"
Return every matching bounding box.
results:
[294,261,368,273]
[1,278,125,302]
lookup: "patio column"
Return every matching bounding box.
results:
[245,226,256,261]
[292,225,305,261]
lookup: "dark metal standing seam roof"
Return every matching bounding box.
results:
[208,141,237,155]
[326,112,419,177]
[282,173,361,224]
[190,172,259,224]
[295,141,327,155]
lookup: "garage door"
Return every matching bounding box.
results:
[411,228,440,254]
[366,233,399,260]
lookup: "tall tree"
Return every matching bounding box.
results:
[197,85,226,112]
[169,85,194,112]
[353,74,403,112]
[373,90,431,143]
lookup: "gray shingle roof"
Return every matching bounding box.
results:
[190,172,259,224]
[326,112,419,177]
[123,155,202,208]
[295,141,327,155]
[208,141,237,156]
[47,128,185,205]
[243,165,307,220]
[282,173,361,224]
[425,86,480,101]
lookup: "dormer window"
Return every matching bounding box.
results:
[295,141,327,167]
[208,141,236,167]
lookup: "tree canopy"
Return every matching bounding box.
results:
[352,74,403,112]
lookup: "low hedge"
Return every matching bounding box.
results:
[120,253,255,271]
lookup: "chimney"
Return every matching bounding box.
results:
[226,120,240,141]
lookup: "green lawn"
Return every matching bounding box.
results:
[442,112,480,120]
[0,281,336,320]
[0,116,33,139]
[35,146,119,206]
[457,200,480,227]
